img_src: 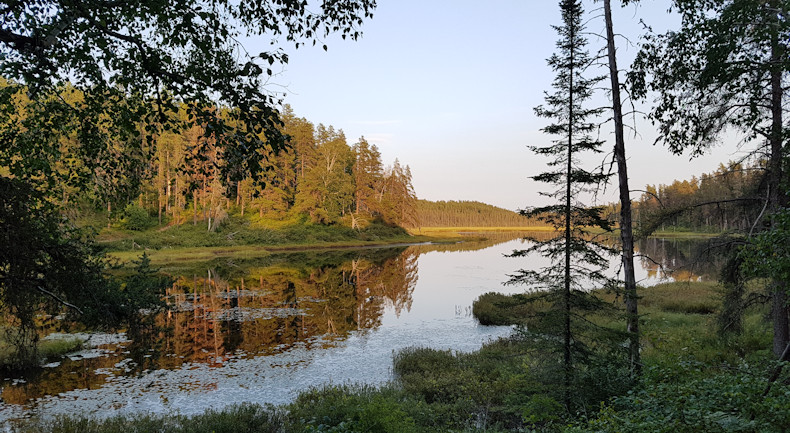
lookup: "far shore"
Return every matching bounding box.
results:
[108,226,718,265]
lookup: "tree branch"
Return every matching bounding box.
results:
[36,286,84,315]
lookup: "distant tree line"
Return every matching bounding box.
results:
[621,161,764,233]
[415,200,543,228]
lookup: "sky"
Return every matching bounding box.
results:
[252,0,750,211]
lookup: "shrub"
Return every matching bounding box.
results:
[287,385,422,433]
[472,292,539,326]
[121,204,155,231]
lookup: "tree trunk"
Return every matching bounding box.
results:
[768,7,788,357]
[193,190,198,226]
[604,0,640,374]
[563,12,575,412]
[166,150,171,212]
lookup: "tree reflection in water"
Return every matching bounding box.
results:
[636,236,725,283]
[1,247,419,405]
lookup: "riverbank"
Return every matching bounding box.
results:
[12,280,784,433]
[100,217,452,264]
[104,224,554,264]
[408,226,554,236]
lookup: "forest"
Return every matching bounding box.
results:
[0,81,418,233]
[625,161,765,234]
[415,199,541,228]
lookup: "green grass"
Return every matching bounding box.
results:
[17,403,285,433]
[472,292,540,325]
[101,216,437,265]
[0,332,85,370]
[408,226,555,236]
[38,336,86,360]
[100,215,419,252]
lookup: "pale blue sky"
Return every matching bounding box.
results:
[257,0,748,211]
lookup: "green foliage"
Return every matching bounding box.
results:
[1,1,377,188]
[392,337,632,430]
[0,332,85,370]
[393,343,535,429]
[0,177,114,367]
[630,0,789,157]
[37,336,85,361]
[121,204,155,231]
[472,292,536,325]
[741,208,790,284]
[508,0,623,412]
[103,215,411,252]
[287,385,422,433]
[18,403,286,433]
[568,360,790,433]
[0,178,167,368]
[633,162,764,236]
[416,199,541,228]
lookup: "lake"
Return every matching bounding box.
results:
[0,233,714,425]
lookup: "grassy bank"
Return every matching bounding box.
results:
[408,226,554,236]
[100,216,443,263]
[13,281,786,432]
[0,333,85,371]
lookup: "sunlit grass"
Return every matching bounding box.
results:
[0,332,85,369]
[408,226,555,236]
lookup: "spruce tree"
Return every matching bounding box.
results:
[509,0,622,411]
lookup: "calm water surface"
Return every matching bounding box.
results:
[0,233,711,425]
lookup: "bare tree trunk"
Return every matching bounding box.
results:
[604,0,640,374]
[166,150,171,212]
[158,154,164,225]
[769,10,788,357]
[193,190,198,226]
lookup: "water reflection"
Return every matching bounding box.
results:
[2,247,419,408]
[0,233,718,422]
[636,236,723,283]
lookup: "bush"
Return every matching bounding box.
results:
[392,342,546,429]
[472,292,539,325]
[568,360,790,433]
[287,385,423,433]
[121,204,154,231]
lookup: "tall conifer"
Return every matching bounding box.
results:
[509,0,621,411]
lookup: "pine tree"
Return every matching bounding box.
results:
[508,0,622,411]
[352,137,384,216]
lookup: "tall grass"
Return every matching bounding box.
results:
[0,331,85,371]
